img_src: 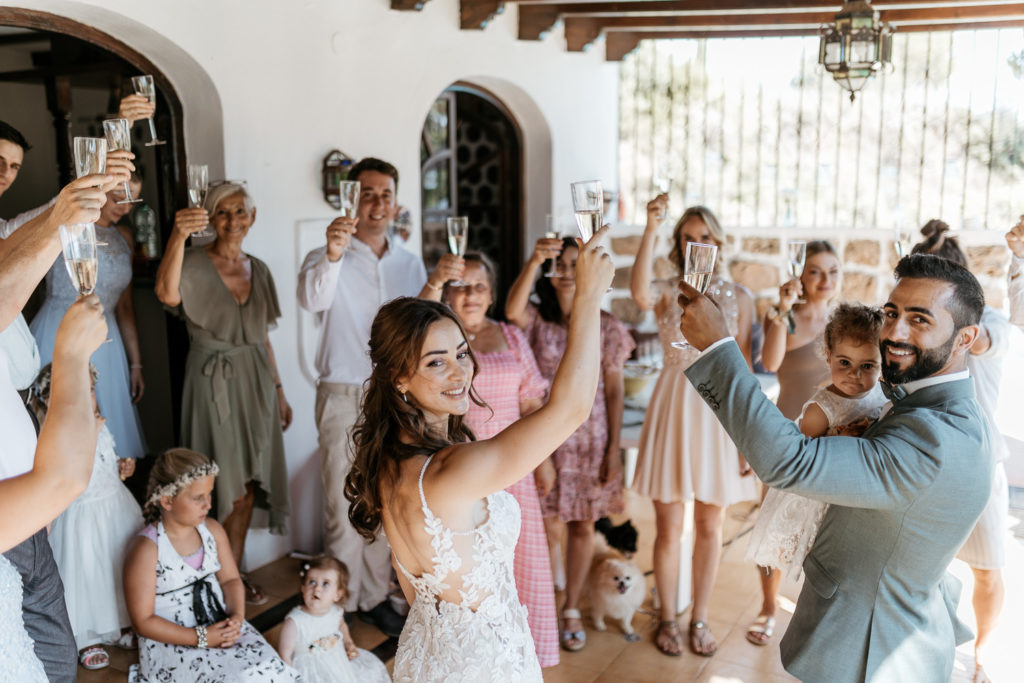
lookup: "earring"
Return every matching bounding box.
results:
[398,387,408,403]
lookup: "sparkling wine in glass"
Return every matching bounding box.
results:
[787,240,807,304]
[101,119,141,205]
[571,180,603,241]
[187,164,213,238]
[543,214,561,278]
[446,216,469,286]
[339,181,360,219]
[671,242,718,350]
[58,223,99,296]
[130,75,166,146]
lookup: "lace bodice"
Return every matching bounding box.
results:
[656,276,740,369]
[801,384,886,434]
[0,555,47,682]
[391,455,542,683]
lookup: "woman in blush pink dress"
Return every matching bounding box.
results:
[441,252,559,668]
[506,237,634,653]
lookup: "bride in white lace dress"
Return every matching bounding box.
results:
[344,230,614,683]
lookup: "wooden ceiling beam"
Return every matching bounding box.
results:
[563,4,1024,50]
[461,0,506,28]
[605,16,1024,59]
[391,0,431,10]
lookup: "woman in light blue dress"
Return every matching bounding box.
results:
[29,177,147,461]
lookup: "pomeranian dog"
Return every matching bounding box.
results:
[587,534,645,641]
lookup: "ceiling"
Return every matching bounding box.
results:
[392,1,1024,60]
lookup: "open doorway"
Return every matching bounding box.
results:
[0,11,189,469]
[420,83,523,311]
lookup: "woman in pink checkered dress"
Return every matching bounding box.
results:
[444,252,559,668]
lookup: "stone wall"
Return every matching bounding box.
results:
[606,223,1013,327]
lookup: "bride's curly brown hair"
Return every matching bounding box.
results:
[344,297,487,542]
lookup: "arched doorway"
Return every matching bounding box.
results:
[0,8,191,464]
[420,83,523,310]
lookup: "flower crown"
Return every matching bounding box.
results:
[145,462,220,509]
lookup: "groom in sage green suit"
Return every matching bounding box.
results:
[677,254,992,683]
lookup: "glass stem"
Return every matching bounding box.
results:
[122,180,134,201]
[147,118,158,142]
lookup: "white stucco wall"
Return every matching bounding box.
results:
[4,0,619,568]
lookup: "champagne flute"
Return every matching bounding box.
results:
[672,242,718,350]
[130,75,166,146]
[787,240,807,304]
[570,180,603,241]
[339,181,360,219]
[58,222,98,296]
[543,214,561,278]
[101,119,141,205]
[73,137,107,245]
[446,216,469,286]
[187,164,212,238]
[894,226,911,259]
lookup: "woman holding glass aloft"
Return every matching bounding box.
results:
[747,239,839,647]
[155,182,292,606]
[506,229,634,654]
[29,143,148,464]
[629,199,756,658]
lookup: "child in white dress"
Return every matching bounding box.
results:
[747,304,888,584]
[123,449,299,682]
[30,363,143,671]
[277,556,390,683]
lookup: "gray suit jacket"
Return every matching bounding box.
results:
[685,341,992,683]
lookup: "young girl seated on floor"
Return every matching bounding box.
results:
[745,303,888,643]
[277,555,390,682]
[123,448,300,682]
[31,363,143,671]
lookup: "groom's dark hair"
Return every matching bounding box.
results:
[894,254,983,329]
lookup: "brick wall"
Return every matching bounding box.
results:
[606,223,1012,326]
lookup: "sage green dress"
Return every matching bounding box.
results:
[173,247,288,534]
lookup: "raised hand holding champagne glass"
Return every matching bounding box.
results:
[186,164,212,238]
[671,241,717,350]
[446,216,469,286]
[101,119,142,204]
[130,74,166,146]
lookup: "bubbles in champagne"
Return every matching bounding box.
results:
[683,270,713,294]
[574,210,601,241]
[66,258,98,296]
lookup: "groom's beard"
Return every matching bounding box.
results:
[880,332,956,384]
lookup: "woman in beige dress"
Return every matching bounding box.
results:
[155,182,292,605]
[630,199,757,657]
[747,239,839,646]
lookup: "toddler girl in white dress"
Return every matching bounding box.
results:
[747,303,888,581]
[31,363,143,671]
[277,556,390,683]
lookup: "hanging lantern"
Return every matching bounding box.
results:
[818,1,893,102]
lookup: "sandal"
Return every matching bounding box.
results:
[689,620,718,657]
[655,620,683,657]
[242,576,268,605]
[746,614,775,646]
[79,646,110,670]
[559,608,586,652]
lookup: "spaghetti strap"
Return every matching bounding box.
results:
[417,454,434,513]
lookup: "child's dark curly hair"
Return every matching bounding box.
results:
[824,302,884,353]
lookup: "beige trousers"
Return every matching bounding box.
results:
[316,381,391,612]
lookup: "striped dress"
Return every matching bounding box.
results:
[465,322,558,668]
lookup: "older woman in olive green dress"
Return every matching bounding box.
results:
[155,182,292,604]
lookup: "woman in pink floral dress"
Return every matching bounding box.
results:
[442,252,559,668]
[507,236,634,653]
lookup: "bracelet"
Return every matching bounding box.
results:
[425,280,442,292]
[195,624,208,648]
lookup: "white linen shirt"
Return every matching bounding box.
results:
[0,197,55,239]
[0,347,37,480]
[297,236,427,384]
[1008,255,1024,329]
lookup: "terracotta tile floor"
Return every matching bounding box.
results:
[79,488,1024,682]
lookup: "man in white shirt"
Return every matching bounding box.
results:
[297,157,462,635]
[1007,217,1024,329]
